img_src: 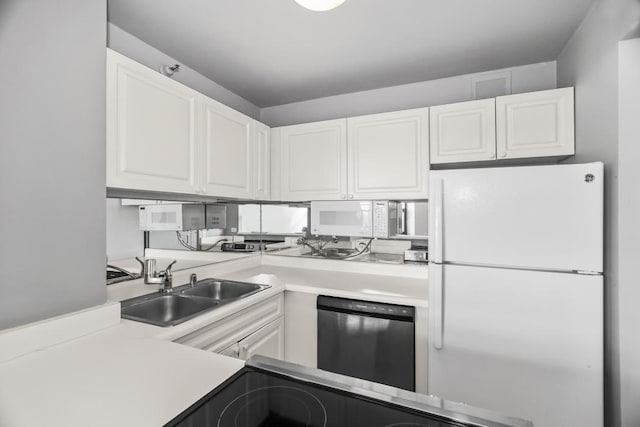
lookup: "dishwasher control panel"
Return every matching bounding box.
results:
[317,295,414,320]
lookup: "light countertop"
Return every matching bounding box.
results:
[0,329,243,427]
[0,254,428,426]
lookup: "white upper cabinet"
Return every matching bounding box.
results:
[277,119,348,201]
[347,108,429,199]
[430,99,496,164]
[200,97,253,199]
[106,49,270,199]
[430,88,574,165]
[496,87,575,159]
[253,121,271,200]
[106,49,198,194]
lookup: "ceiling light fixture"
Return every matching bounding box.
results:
[294,0,346,12]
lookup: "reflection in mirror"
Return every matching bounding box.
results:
[393,201,428,239]
[106,197,426,267]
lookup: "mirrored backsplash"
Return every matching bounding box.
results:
[106,198,428,264]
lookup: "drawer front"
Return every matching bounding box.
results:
[174,294,283,352]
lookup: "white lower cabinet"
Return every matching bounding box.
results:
[218,318,284,361]
[174,294,284,361]
[283,291,318,368]
[239,317,284,360]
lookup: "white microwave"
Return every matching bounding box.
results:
[138,204,205,231]
[310,201,373,237]
[310,200,428,239]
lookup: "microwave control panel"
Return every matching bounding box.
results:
[373,201,389,238]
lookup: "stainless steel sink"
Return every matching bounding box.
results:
[180,279,268,301]
[120,277,270,327]
[121,294,220,327]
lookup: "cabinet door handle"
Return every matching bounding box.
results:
[499,152,507,158]
[348,194,354,199]
[241,344,248,359]
[340,194,346,200]
[488,153,495,159]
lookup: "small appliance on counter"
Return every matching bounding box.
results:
[404,246,428,263]
[220,242,266,252]
[166,355,532,427]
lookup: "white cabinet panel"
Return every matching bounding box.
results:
[284,291,318,368]
[279,119,348,201]
[201,97,253,198]
[496,87,575,159]
[254,121,271,200]
[106,49,198,194]
[348,108,429,199]
[240,317,284,361]
[174,295,283,353]
[430,99,496,164]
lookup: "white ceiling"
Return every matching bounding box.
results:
[107,0,595,108]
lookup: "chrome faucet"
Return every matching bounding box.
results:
[136,258,177,292]
[160,261,176,294]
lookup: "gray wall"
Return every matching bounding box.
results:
[260,62,557,127]
[617,37,640,427]
[556,0,640,426]
[0,0,106,329]
[107,23,261,120]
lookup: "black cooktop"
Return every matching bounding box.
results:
[165,357,531,427]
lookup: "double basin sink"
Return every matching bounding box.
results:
[121,279,269,327]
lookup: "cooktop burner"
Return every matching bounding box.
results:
[218,384,327,427]
[166,356,531,427]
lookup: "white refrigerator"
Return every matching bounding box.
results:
[428,162,603,427]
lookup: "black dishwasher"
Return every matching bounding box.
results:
[317,295,415,391]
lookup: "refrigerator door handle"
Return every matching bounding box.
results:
[432,263,444,350]
[433,178,444,263]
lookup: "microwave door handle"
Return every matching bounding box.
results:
[399,204,406,235]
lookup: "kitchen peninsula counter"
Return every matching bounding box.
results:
[0,254,428,426]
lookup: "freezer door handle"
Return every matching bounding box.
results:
[432,264,444,350]
[433,178,444,263]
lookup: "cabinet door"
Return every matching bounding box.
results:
[279,119,348,201]
[496,87,575,159]
[174,294,284,353]
[430,99,496,164]
[253,121,271,200]
[201,97,253,198]
[239,317,284,361]
[348,108,429,199]
[106,49,198,194]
